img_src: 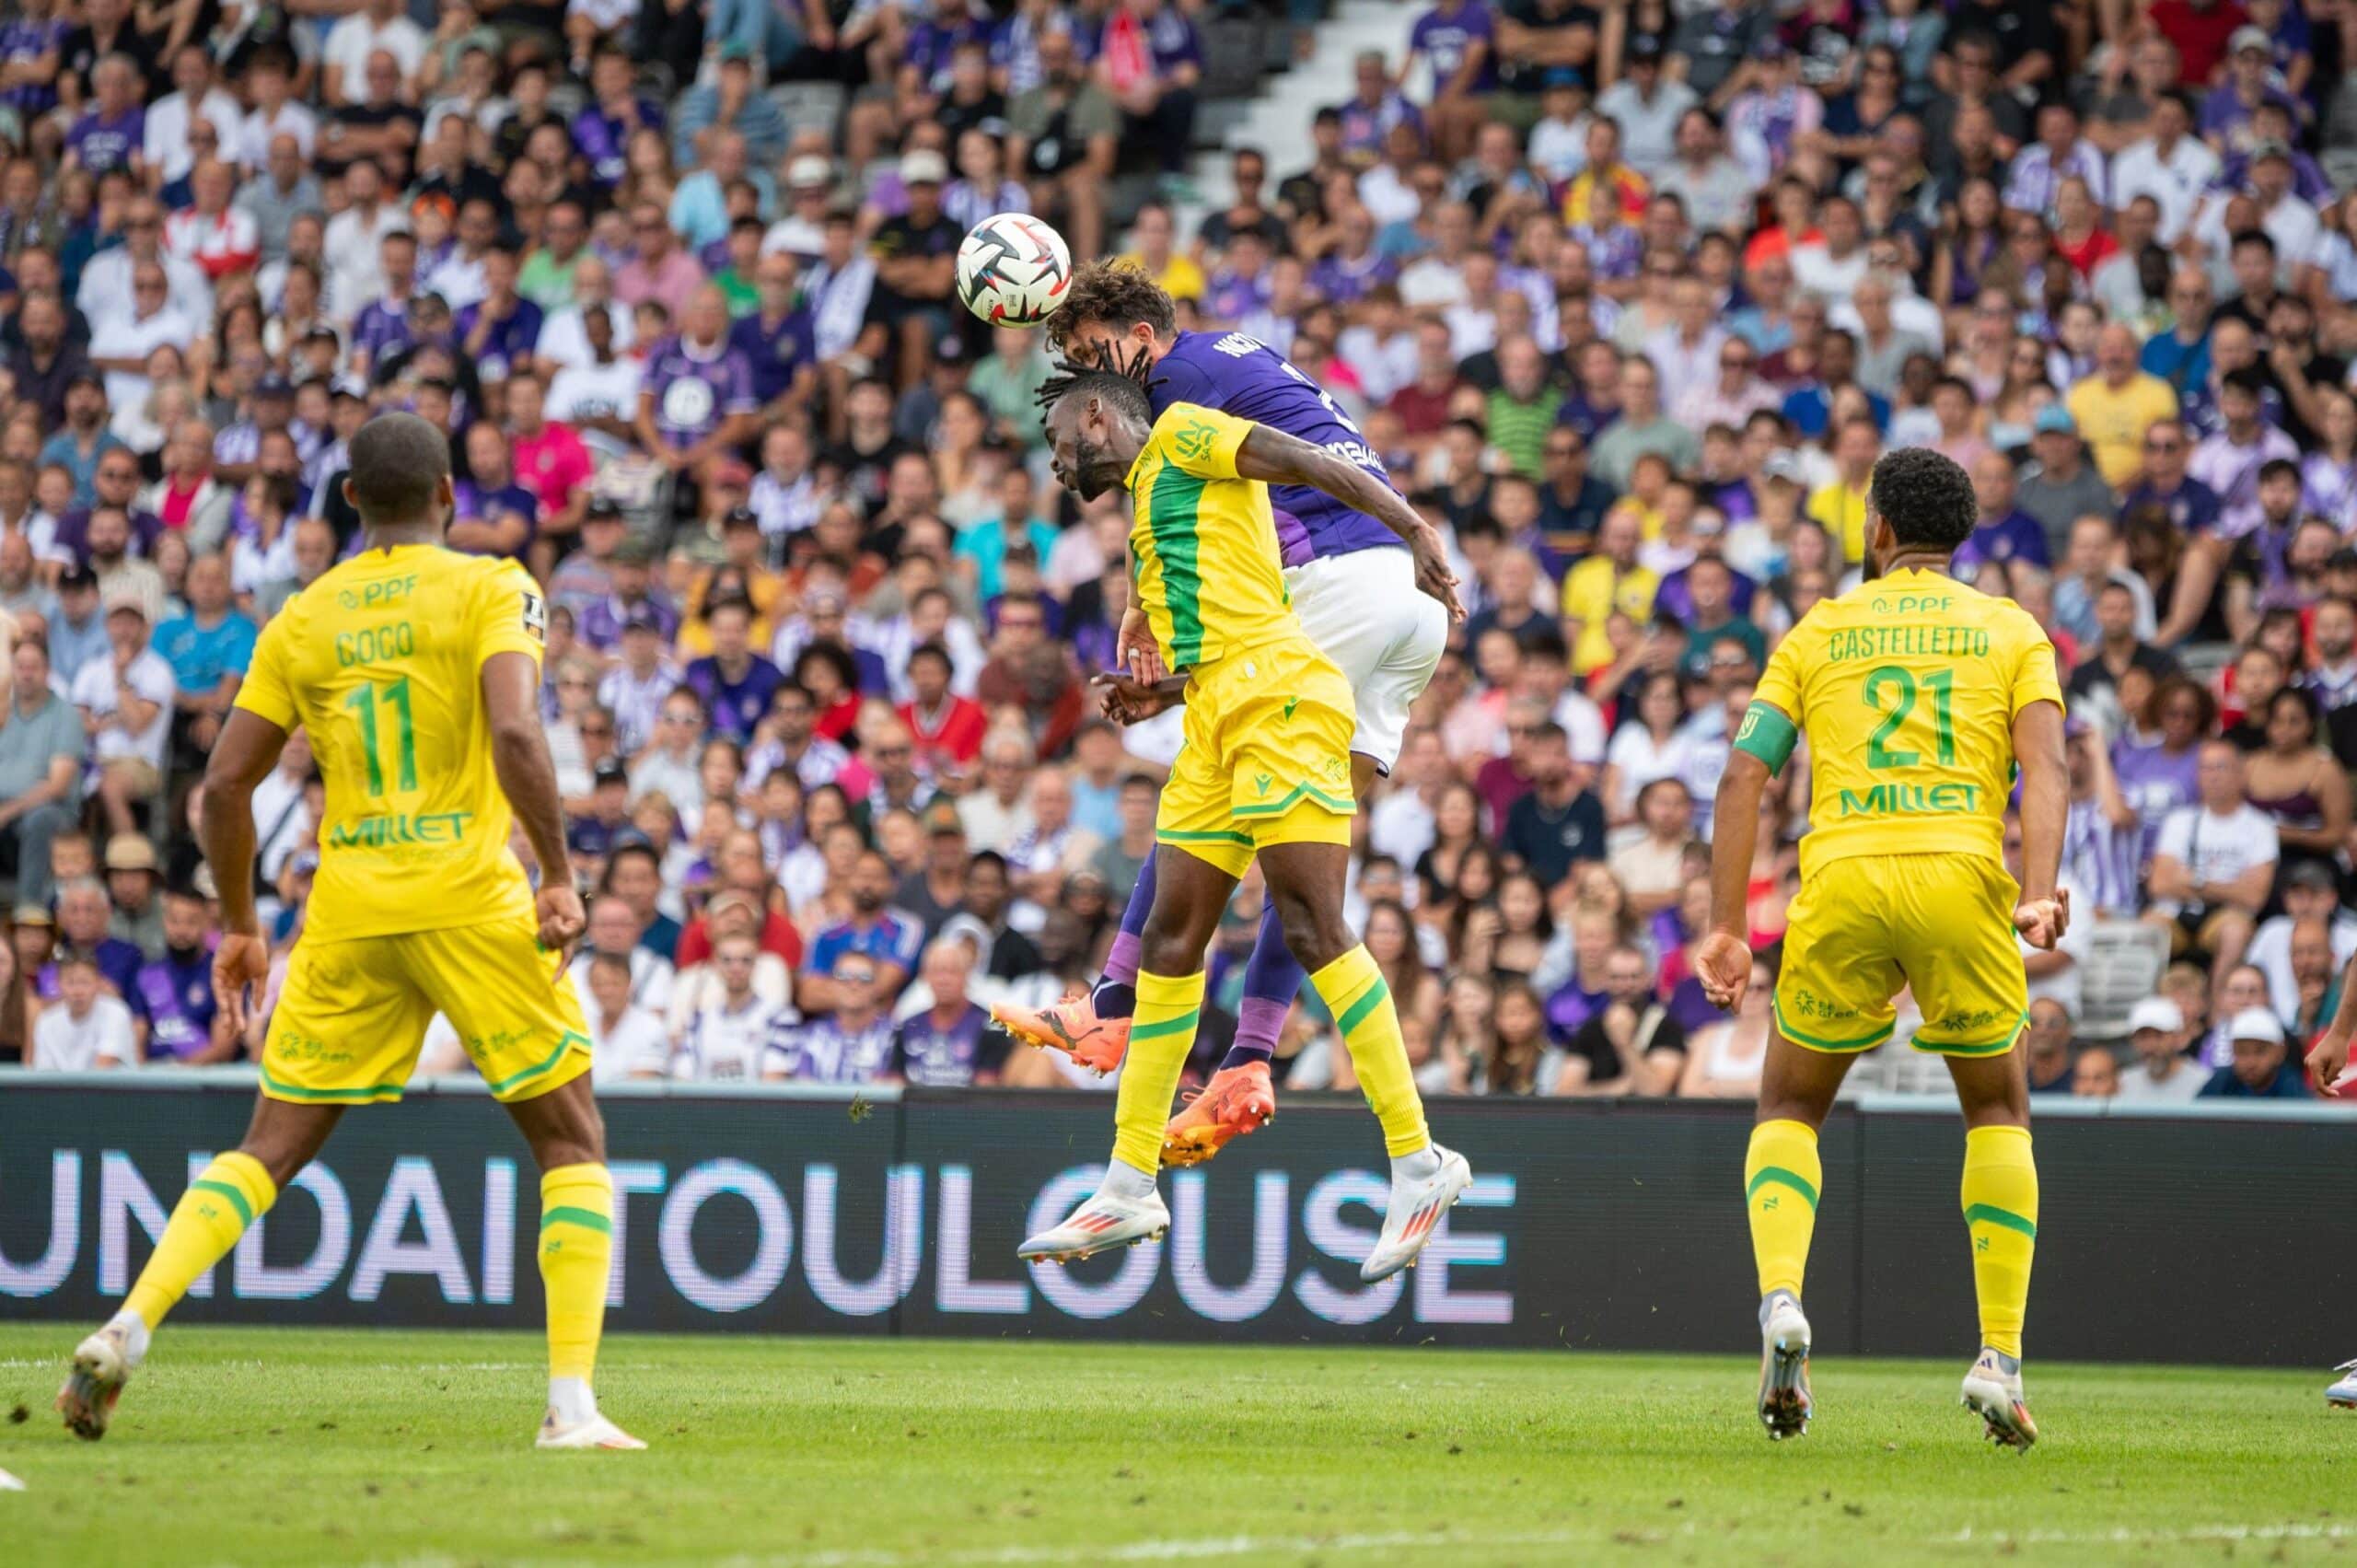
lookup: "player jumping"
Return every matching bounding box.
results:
[993,261,1460,1167]
[2300,954,2357,1404]
[1016,348,1469,1277]
[57,415,641,1452]
[1695,447,2070,1450]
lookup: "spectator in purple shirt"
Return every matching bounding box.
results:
[636,285,759,479]
[900,0,996,114]
[683,596,785,744]
[0,7,70,119]
[64,52,145,176]
[572,47,663,188]
[1409,0,1496,162]
[456,245,544,385]
[1334,49,1424,161]
[577,544,681,653]
[449,421,539,559]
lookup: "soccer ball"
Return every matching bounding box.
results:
[956,214,1072,328]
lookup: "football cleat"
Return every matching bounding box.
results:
[1359,1144,1473,1282]
[1960,1347,2038,1450]
[537,1411,648,1450]
[1017,1186,1170,1265]
[2328,1359,2357,1408]
[1757,1292,1813,1441]
[56,1323,135,1442]
[1162,1062,1277,1167]
[992,990,1131,1075]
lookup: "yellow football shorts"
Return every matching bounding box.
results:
[1156,635,1357,878]
[261,912,594,1105]
[1772,852,2029,1057]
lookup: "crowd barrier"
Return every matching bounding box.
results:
[0,1074,2341,1365]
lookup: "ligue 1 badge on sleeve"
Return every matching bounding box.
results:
[522,590,548,644]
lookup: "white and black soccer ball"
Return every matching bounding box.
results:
[956,214,1073,328]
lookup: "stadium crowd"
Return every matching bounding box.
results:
[2,0,2356,1108]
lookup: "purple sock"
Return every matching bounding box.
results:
[1090,852,1156,1019]
[1219,901,1306,1068]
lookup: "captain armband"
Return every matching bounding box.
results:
[1732,701,1798,776]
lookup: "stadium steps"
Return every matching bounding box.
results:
[1180,0,1419,230]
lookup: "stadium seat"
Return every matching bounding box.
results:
[2077,921,2173,1042]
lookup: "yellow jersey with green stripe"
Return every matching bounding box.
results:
[235,542,547,942]
[1123,402,1296,671]
[1753,567,2061,878]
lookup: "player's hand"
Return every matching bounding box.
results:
[1410,525,1465,621]
[536,882,587,979]
[212,932,270,1037]
[2307,1027,2353,1097]
[2012,889,2070,951]
[1090,668,1177,725]
[1117,606,1164,685]
[1693,931,1753,1012]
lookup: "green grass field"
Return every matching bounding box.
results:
[0,1328,2343,1565]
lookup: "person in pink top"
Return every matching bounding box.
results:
[506,367,592,576]
[613,199,707,320]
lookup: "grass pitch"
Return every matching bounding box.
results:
[0,1327,2341,1565]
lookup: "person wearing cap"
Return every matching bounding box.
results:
[2199,1006,2310,1097]
[867,145,961,386]
[70,587,175,835]
[2247,860,2357,1020]
[2200,26,2295,150]
[2015,403,2118,554]
[2113,998,2204,1102]
[0,633,83,910]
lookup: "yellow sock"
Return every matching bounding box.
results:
[1743,1121,1820,1299]
[1961,1125,2038,1358]
[540,1165,614,1384]
[1309,944,1429,1157]
[125,1152,278,1329]
[1112,969,1204,1175]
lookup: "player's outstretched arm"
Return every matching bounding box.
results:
[2305,947,2357,1092]
[199,706,290,1032]
[1231,423,1465,621]
[483,649,586,966]
[2010,698,2071,951]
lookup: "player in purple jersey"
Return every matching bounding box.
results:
[992,261,1461,1166]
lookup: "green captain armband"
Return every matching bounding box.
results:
[1732,701,1798,776]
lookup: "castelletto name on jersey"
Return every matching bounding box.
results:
[1825,623,1994,661]
[1836,783,1983,818]
[327,810,474,848]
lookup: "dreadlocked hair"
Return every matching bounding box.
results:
[1035,340,1164,431]
[1041,259,1178,358]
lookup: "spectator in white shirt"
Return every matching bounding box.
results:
[2247,862,2357,1021]
[31,953,138,1070]
[321,159,403,322]
[144,46,243,187]
[582,952,671,1085]
[78,197,211,332]
[669,930,795,1080]
[234,49,318,168]
[322,0,428,108]
[2111,92,2218,246]
[2113,998,2208,1102]
[2145,739,2281,984]
[69,591,176,835]
[87,262,194,416]
[570,895,678,1016]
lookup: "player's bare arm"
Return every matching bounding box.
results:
[2305,947,2357,1090]
[1697,715,1780,1012]
[2009,698,2071,951]
[197,705,291,1034]
[1231,423,1465,621]
[483,648,586,969]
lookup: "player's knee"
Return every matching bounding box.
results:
[1270,886,1348,973]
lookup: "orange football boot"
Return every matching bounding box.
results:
[1161,1061,1277,1167]
[991,989,1132,1074]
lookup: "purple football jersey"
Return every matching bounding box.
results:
[1149,330,1401,566]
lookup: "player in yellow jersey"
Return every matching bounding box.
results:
[57,415,642,1452]
[1016,348,1471,1279]
[1696,447,2070,1450]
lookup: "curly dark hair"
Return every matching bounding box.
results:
[1036,340,1161,431]
[1866,447,1977,552]
[1042,259,1177,358]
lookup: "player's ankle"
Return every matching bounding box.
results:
[103,1309,152,1368]
[548,1376,598,1426]
[1101,1158,1157,1201]
[1390,1145,1439,1181]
